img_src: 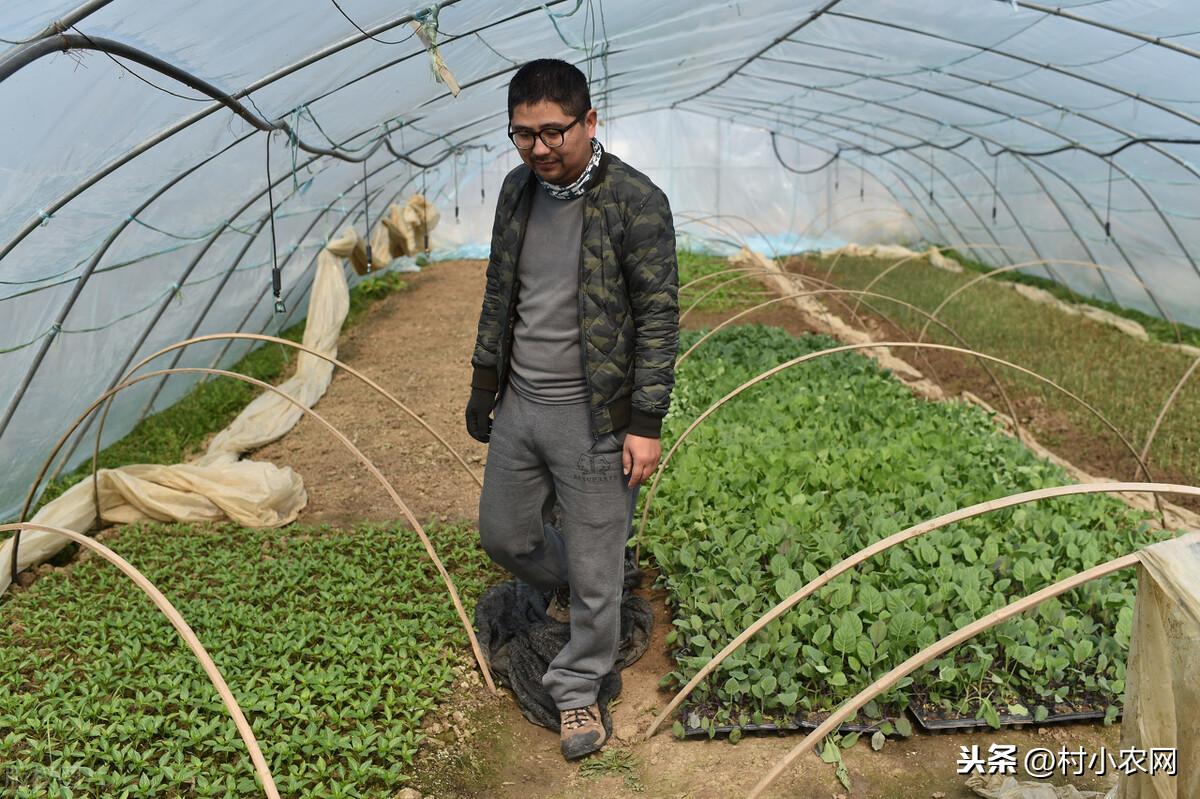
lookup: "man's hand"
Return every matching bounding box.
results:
[465,388,496,443]
[622,433,660,488]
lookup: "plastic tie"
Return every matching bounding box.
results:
[36,209,53,227]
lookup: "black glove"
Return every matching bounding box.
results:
[465,387,496,443]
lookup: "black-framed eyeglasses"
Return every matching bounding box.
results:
[508,113,585,150]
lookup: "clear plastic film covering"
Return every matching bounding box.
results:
[2,0,1200,520]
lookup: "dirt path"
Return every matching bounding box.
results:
[260,259,1121,798]
[256,261,490,528]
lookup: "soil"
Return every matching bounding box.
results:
[254,261,492,528]
[253,259,1123,798]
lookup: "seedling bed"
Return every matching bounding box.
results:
[648,325,1171,740]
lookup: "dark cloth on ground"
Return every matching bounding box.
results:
[474,549,652,731]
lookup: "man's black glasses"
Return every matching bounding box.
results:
[508,113,586,150]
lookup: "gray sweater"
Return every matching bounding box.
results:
[508,186,590,404]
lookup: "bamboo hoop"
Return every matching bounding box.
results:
[636,342,1158,556]
[674,211,785,263]
[11,366,496,693]
[852,243,1028,314]
[917,260,1183,345]
[38,330,484,495]
[1139,355,1200,470]
[679,267,875,334]
[644,481,1199,740]
[676,289,1023,439]
[678,266,953,387]
[1,521,281,799]
[747,551,1146,798]
[25,332,482,537]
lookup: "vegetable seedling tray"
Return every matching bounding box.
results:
[908,698,1117,733]
[680,703,901,739]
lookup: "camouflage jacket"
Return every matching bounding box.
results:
[470,150,679,440]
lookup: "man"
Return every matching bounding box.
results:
[465,59,678,760]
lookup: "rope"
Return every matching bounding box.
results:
[363,159,373,273]
[327,0,417,45]
[1105,159,1114,239]
[267,132,284,313]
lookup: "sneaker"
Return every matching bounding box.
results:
[559,703,607,760]
[546,584,571,624]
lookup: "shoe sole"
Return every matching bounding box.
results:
[561,732,607,761]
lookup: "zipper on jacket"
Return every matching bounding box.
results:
[497,179,535,402]
[576,240,596,443]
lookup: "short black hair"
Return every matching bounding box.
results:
[507,59,592,121]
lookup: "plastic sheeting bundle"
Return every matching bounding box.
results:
[357,194,441,275]
[0,224,374,595]
[1114,532,1200,799]
[963,533,1200,799]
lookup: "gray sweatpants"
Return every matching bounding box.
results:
[478,387,639,710]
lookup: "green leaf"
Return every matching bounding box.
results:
[728,727,743,744]
[831,625,855,654]
[836,761,851,790]
[870,731,886,751]
[828,580,854,609]
[894,717,913,738]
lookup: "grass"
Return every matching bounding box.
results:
[0,518,503,798]
[577,747,645,793]
[21,270,409,518]
[940,247,1200,350]
[790,252,1200,487]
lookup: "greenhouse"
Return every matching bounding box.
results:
[1,1,1197,797]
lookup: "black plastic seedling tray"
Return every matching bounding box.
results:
[908,698,1117,733]
[680,704,898,739]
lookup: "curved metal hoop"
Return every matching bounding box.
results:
[637,341,1159,548]
[1,521,282,799]
[917,260,1183,344]
[1140,355,1200,469]
[10,366,496,693]
[747,549,1149,798]
[677,289,1023,437]
[645,481,1199,741]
